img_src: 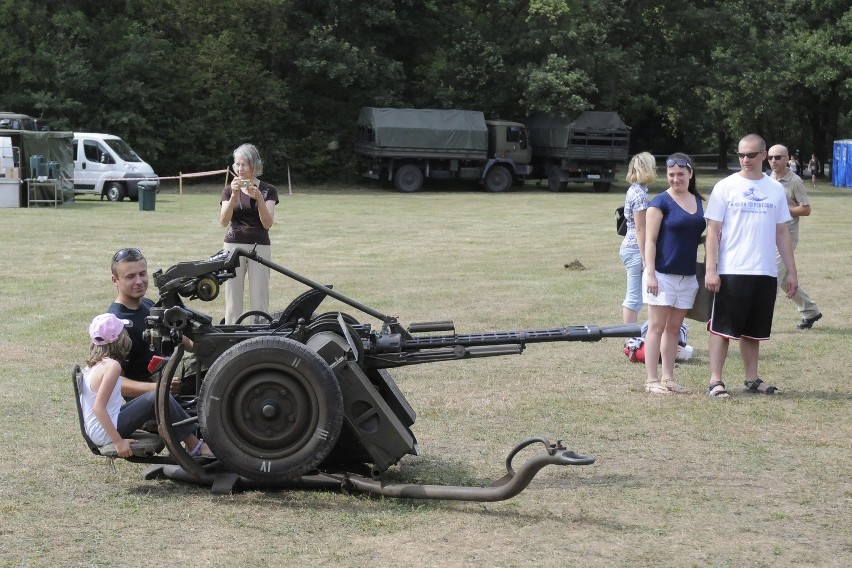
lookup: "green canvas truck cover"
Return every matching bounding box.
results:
[527,111,629,150]
[358,107,488,152]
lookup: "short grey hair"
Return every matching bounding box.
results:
[233,143,263,177]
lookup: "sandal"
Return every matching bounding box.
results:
[744,378,780,395]
[707,381,730,399]
[188,439,215,459]
[662,379,691,394]
[645,381,672,395]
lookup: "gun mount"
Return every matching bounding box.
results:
[136,247,639,498]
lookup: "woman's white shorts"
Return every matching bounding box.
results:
[642,271,699,309]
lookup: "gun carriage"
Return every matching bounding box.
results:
[77,247,639,499]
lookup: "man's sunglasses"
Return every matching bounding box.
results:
[666,158,692,169]
[768,155,787,161]
[112,247,143,263]
[737,151,763,159]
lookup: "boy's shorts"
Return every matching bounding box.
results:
[709,274,777,340]
[642,271,699,309]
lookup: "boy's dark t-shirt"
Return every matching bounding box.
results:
[108,298,156,380]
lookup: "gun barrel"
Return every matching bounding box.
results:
[396,324,641,351]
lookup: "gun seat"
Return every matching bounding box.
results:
[71,364,165,458]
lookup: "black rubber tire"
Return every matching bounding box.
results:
[105,182,126,202]
[234,310,274,324]
[393,164,424,193]
[548,166,565,192]
[198,336,343,482]
[593,182,611,193]
[484,165,512,192]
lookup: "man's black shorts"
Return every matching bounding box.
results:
[709,274,777,340]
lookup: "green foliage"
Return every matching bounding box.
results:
[522,54,595,115]
[0,0,849,180]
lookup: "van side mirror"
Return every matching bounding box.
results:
[100,154,113,164]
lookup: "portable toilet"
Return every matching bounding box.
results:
[832,140,852,188]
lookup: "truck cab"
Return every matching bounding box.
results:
[72,133,158,201]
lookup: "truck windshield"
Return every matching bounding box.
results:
[105,139,142,162]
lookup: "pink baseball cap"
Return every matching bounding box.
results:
[89,313,131,345]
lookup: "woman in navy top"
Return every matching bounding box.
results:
[642,153,706,395]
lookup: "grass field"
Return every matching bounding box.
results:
[0,176,850,567]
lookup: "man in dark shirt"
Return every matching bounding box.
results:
[108,248,188,397]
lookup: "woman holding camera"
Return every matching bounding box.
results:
[219,143,279,324]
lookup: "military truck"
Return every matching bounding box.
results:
[527,111,630,193]
[355,107,532,193]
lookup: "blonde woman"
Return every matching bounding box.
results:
[620,152,657,323]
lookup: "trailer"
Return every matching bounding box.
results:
[527,111,630,193]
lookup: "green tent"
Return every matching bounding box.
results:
[0,129,74,205]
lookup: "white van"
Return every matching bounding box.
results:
[72,133,159,201]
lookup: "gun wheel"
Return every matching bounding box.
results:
[199,336,343,483]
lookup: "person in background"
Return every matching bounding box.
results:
[220,143,279,324]
[788,154,799,176]
[642,153,705,395]
[620,152,657,324]
[80,313,213,459]
[703,134,798,399]
[808,154,819,188]
[767,144,822,329]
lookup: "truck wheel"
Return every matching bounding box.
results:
[393,164,424,192]
[593,182,611,193]
[105,182,126,202]
[198,336,344,483]
[548,167,566,192]
[484,165,512,192]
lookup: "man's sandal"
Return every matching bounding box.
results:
[744,378,780,395]
[645,381,672,395]
[707,381,730,399]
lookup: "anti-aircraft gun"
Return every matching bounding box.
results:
[138,248,640,499]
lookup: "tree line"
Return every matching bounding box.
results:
[1,0,849,183]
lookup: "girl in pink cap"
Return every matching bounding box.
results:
[80,313,213,459]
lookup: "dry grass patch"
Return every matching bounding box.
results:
[0,179,850,567]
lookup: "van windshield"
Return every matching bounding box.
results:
[105,139,142,162]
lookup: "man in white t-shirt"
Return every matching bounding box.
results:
[703,134,798,398]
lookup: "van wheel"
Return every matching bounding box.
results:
[484,165,512,192]
[393,164,423,192]
[593,182,611,193]
[105,182,126,202]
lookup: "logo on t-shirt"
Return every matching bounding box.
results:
[743,187,767,202]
